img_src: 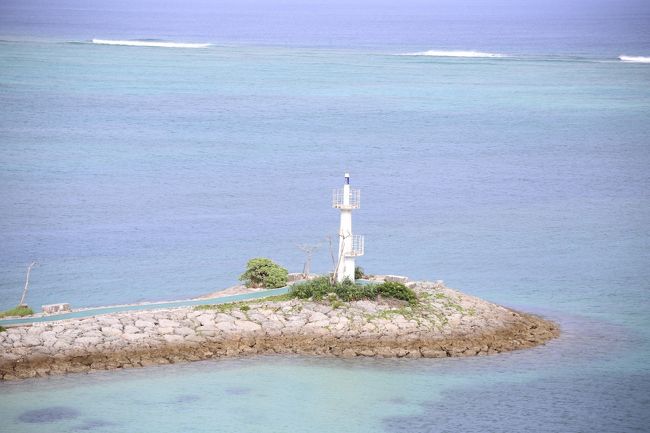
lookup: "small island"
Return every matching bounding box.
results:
[0,175,559,380]
[0,276,558,381]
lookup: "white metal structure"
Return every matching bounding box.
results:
[333,173,364,282]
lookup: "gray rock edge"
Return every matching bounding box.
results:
[0,281,559,380]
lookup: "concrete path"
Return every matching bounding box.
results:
[0,287,289,327]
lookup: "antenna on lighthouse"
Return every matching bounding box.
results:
[332,173,364,282]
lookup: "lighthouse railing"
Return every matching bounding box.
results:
[349,235,364,256]
[332,188,360,209]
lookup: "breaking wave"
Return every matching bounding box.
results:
[91,39,211,48]
[619,55,650,63]
[400,50,507,58]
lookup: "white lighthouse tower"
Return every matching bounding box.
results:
[333,173,364,282]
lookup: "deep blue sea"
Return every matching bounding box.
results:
[1,0,649,432]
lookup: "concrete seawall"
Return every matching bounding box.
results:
[0,281,559,380]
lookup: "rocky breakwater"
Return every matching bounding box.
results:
[0,281,558,380]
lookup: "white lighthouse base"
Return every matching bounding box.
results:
[337,256,356,282]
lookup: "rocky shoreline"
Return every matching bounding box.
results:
[0,281,559,380]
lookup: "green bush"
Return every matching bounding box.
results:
[290,277,418,305]
[0,305,34,319]
[355,266,365,280]
[376,281,418,304]
[291,277,370,301]
[0,326,6,333]
[334,279,376,301]
[239,258,288,289]
[290,276,333,300]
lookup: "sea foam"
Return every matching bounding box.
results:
[619,55,650,63]
[400,50,506,58]
[91,39,211,48]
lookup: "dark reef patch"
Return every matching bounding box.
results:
[18,406,80,423]
[382,373,650,433]
[174,394,201,403]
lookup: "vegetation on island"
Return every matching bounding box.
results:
[290,276,418,305]
[194,278,418,314]
[212,258,414,313]
[0,305,34,319]
[239,258,288,289]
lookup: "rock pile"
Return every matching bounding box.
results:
[0,281,558,380]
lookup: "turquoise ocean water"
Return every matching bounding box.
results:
[1,0,649,431]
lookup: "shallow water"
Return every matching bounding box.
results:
[1,0,649,431]
[0,310,647,433]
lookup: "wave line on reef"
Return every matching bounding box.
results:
[91,39,211,48]
[619,55,650,63]
[399,50,507,58]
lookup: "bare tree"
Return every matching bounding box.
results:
[334,233,350,283]
[325,236,336,268]
[19,261,37,307]
[327,233,350,284]
[326,236,338,284]
[297,243,320,277]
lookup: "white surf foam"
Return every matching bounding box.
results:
[619,55,650,63]
[400,50,507,58]
[91,39,211,48]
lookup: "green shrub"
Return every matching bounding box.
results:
[376,281,418,304]
[290,277,417,305]
[290,276,333,300]
[239,305,250,312]
[334,279,376,301]
[0,326,6,333]
[0,305,34,319]
[239,258,288,288]
[355,266,365,280]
